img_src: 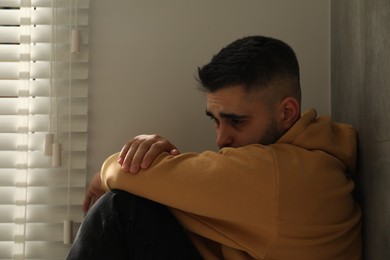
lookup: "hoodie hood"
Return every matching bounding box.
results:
[277,109,357,173]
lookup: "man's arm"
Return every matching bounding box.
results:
[83,134,180,212]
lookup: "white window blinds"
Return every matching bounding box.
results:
[0,0,89,259]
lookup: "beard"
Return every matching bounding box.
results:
[258,117,285,145]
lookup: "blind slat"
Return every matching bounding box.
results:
[0,1,21,8]
[31,0,90,8]
[0,45,20,62]
[31,8,89,26]
[0,152,87,170]
[0,27,20,44]
[0,79,89,97]
[0,45,89,62]
[0,9,20,25]
[0,169,86,187]
[0,97,88,115]
[0,115,88,132]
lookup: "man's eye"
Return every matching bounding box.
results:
[230,119,243,126]
[208,116,219,125]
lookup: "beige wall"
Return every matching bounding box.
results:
[87,0,330,178]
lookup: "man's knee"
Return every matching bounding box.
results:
[90,190,170,227]
[70,190,201,259]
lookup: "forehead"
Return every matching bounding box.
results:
[206,86,266,113]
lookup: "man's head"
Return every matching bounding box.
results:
[197,36,301,148]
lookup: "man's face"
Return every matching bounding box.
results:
[206,85,284,149]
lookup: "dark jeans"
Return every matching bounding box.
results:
[67,190,203,260]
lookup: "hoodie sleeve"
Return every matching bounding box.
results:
[100,145,277,221]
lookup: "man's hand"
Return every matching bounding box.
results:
[83,172,106,213]
[83,135,178,212]
[118,134,180,173]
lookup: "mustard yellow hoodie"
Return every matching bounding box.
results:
[100,109,362,260]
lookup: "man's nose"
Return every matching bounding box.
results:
[216,126,234,148]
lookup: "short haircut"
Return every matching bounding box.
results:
[197,35,301,103]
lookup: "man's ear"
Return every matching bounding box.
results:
[279,97,300,131]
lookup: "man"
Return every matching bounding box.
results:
[68,36,362,259]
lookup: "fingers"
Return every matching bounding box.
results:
[138,141,179,170]
[118,134,179,173]
[118,142,131,165]
[122,140,144,172]
[170,148,180,156]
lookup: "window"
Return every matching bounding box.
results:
[0,0,89,258]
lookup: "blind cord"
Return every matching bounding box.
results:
[44,0,56,156]
[20,4,32,258]
[64,0,77,245]
[71,0,81,54]
[52,0,62,168]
